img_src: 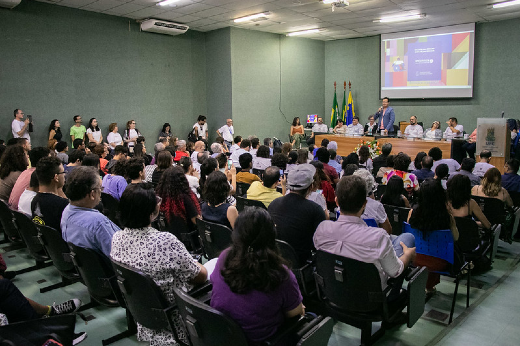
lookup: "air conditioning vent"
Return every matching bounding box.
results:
[141,19,189,36]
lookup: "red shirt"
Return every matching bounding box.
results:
[173,151,189,162]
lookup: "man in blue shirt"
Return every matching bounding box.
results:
[411,155,435,182]
[61,166,120,258]
[502,159,520,194]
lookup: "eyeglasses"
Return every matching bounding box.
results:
[56,171,66,175]
[131,122,136,124]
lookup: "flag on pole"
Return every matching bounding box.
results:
[346,89,355,126]
[341,82,348,125]
[330,84,339,128]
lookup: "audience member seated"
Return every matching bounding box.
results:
[354,169,392,234]
[268,164,326,265]
[64,149,86,177]
[31,157,68,233]
[286,151,298,173]
[126,157,145,185]
[326,141,342,164]
[314,175,416,300]
[18,171,39,216]
[230,136,242,154]
[215,136,229,154]
[271,153,288,171]
[312,139,329,159]
[210,208,303,344]
[342,163,359,177]
[151,151,172,186]
[297,148,309,164]
[501,158,520,194]
[102,160,128,201]
[429,147,461,174]
[236,153,261,185]
[447,175,491,230]
[448,158,481,187]
[345,116,364,136]
[316,147,339,185]
[230,139,251,168]
[201,171,238,229]
[156,166,201,235]
[62,167,120,258]
[106,145,128,173]
[281,143,292,157]
[253,145,272,170]
[290,117,305,148]
[306,168,329,219]
[173,139,189,162]
[408,179,458,296]
[82,153,102,177]
[473,150,494,178]
[381,175,410,208]
[410,151,426,171]
[434,164,449,189]
[210,142,223,158]
[246,166,285,208]
[179,157,200,198]
[9,147,50,211]
[55,141,69,164]
[0,145,28,202]
[216,153,228,173]
[372,143,392,176]
[412,155,435,181]
[309,161,336,212]
[93,144,109,175]
[382,152,418,194]
[249,137,260,158]
[472,168,513,208]
[358,145,373,172]
[111,183,207,346]
[133,143,152,167]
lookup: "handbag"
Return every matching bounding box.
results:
[187,128,198,143]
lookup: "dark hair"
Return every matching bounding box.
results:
[29,170,39,188]
[343,164,359,176]
[320,138,330,148]
[480,150,492,159]
[93,144,105,157]
[251,137,260,149]
[381,175,405,207]
[82,154,100,169]
[435,164,449,180]
[461,158,476,172]
[120,183,157,228]
[88,118,100,132]
[328,149,337,160]
[197,115,206,122]
[297,149,308,164]
[73,115,81,122]
[336,176,367,213]
[127,157,145,180]
[55,141,68,153]
[48,119,61,133]
[87,142,97,153]
[222,208,288,294]
[179,156,192,173]
[240,139,251,149]
[316,147,330,163]
[413,152,427,170]
[73,138,84,149]
[358,145,370,164]
[157,151,172,169]
[13,109,20,118]
[263,138,271,146]
[68,149,86,164]
[255,145,269,159]
[216,153,227,169]
[197,152,208,165]
[29,147,50,167]
[0,145,27,179]
[409,179,451,232]
[393,152,411,172]
[383,97,390,102]
[281,143,292,156]
[136,136,145,144]
[428,147,442,161]
[239,153,253,169]
[353,116,359,121]
[203,171,230,205]
[273,147,282,155]
[344,152,359,167]
[381,143,392,156]
[271,153,288,170]
[310,160,331,184]
[112,159,127,177]
[162,123,171,133]
[65,166,100,201]
[447,174,471,210]
[36,157,62,186]
[133,143,145,159]
[506,158,519,174]
[109,123,117,132]
[262,166,281,187]
[234,136,242,144]
[292,117,300,126]
[287,151,298,164]
[449,117,458,124]
[200,157,219,190]
[114,145,128,156]
[422,156,433,170]
[386,155,395,168]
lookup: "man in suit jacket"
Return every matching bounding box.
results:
[373,97,396,133]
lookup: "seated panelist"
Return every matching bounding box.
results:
[404,116,424,138]
[345,116,364,136]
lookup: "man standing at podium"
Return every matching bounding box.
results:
[374,97,395,133]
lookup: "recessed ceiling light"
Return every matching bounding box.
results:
[374,13,425,23]
[492,0,520,9]
[234,12,270,23]
[287,29,321,36]
[157,0,181,6]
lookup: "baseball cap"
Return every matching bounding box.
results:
[287,164,316,190]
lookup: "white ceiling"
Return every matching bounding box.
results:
[35,0,520,40]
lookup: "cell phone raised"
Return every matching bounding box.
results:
[227,159,233,169]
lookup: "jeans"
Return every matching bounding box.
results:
[0,279,39,323]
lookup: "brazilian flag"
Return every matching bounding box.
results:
[330,90,339,128]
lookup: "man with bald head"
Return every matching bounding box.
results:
[246,166,286,208]
[217,119,234,149]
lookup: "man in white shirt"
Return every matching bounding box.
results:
[429,147,461,174]
[473,150,495,178]
[230,138,251,169]
[190,141,206,172]
[306,117,328,146]
[404,116,424,138]
[444,117,463,140]
[345,116,364,136]
[11,109,31,142]
[216,118,234,148]
[230,136,241,154]
[193,115,208,142]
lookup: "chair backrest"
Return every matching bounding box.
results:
[375,184,386,200]
[252,169,264,179]
[383,204,411,236]
[314,250,384,313]
[12,210,47,260]
[235,182,251,197]
[0,200,21,241]
[196,218,232,259]
[276,239,301,269]
[112,260,176,332]
[101,192,121,226]
[36,225,76,276]
[454,217,481,253]
[471,195,506,225]
[402,222,454,264]
[68,242,123,307]
[235,196,267,212]
[172,286,249,346]
[363,218,378,227]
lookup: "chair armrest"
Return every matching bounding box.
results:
[405,266,423,281]
[263,316,305,346]
[188,281,212,299]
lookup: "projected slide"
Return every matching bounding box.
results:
[381,23,475,99]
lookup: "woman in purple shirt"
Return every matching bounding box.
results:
[210,208,304,344]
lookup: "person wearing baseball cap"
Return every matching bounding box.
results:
[267,164,326,265]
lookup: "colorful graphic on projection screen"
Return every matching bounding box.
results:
[383,32,471,88]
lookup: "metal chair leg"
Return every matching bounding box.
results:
[449,276,460,324]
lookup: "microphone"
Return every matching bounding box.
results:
[501,111,505,118]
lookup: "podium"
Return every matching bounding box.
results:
[476,118,510,173]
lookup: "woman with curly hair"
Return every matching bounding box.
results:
[0,145,29,201]
[201,171,238,229]
[48,119,62,142]
[210,208,304,344]
[156,166,201,236]
[309,161,335,212]
[471,167,513,207]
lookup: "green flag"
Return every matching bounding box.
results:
[330,89,339,128]
[341,88,347,124]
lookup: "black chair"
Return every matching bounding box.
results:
[314,250,427,345]
[0,200,23,243]
[252,168,265,179]
[471,195,512,242]
[196,218,232,260]
[374,184,386,200]
[454,217,501,265]
[173,286,334,346]
[36,225,80,293]
[276,240,315,297]
[101,192,121,227]
[235,182,251,197]
[383,204,411,235]
[153,212,203,258]
[0,314,76,346]
[235,196,268,212]
[11,210,53,274]
[68,243,136,345]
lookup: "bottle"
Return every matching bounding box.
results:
[368,127,372,136]
[397,130,402,137]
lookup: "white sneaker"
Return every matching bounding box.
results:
[73,332,88,345]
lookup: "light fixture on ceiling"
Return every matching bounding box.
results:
[287,29,321,36]
[157,0,181,6]
[492,0,520,8]
[234,11,270,23]
[322,0,349,12]
[374,13,426,23]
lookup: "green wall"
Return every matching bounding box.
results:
[0,1,206,147]
[324,18,520,133]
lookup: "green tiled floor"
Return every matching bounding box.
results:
[3,239,520,346]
